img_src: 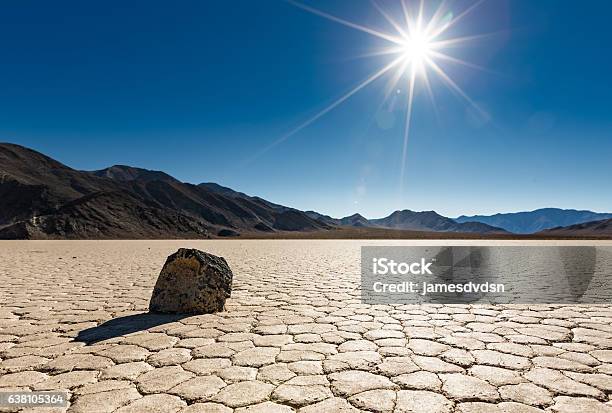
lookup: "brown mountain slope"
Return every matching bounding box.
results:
[2,190,210,239]
[0,143,328,239]
[538,218,612,237]
[0,143,120,226]
[92,165,328,233]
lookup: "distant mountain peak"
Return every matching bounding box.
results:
[198,182,248,198]
[91,165,178,183]
[371,209,505,234]
[338,213,370,227]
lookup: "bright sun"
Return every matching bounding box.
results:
[400,32,433,70]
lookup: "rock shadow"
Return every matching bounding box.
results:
[74,312,188,345]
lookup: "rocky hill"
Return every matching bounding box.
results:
[538,218,612,237]
[0,143,328,239]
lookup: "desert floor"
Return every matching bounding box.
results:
[1,240,611,413]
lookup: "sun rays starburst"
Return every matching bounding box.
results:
[252,0,491,190]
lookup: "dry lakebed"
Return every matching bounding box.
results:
[1,240,611,412]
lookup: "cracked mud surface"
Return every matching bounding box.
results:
[1,240,611,412]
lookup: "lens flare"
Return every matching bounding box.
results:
[254,0,493,190]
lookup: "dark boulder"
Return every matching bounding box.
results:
[149,248,233,314]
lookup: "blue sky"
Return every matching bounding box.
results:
[1,0,611,218]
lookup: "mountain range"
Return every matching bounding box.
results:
[455,208,612,234]
[305,210,506,233]
[0,143,610,239]
[370,210,506,234]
